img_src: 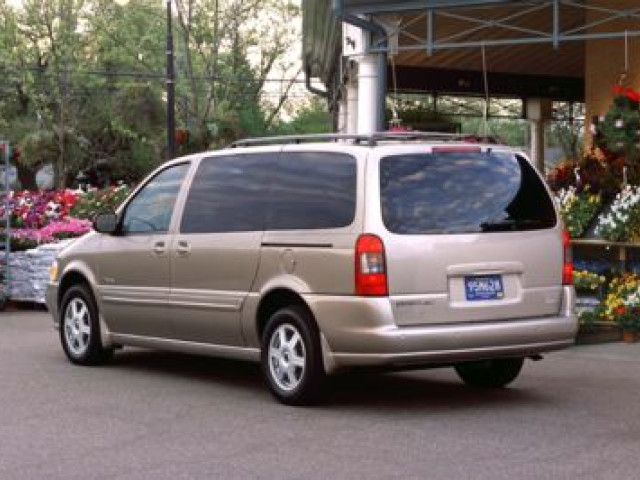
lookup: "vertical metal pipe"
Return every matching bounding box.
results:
[166,0,176,160]
[427,9,434,57]
[377,50,387,131]
[553,0,559,49]
[2,142,10,298]
[333,0,388,132]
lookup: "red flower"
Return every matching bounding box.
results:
[612,85,625,96]
[617,306,626,316]
[625,88,640,102]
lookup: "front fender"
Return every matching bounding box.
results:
[58,260,113,349]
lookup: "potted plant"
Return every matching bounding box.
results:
[595,274,640,342]
[555,186,602,238]
[594,185,640,241]
[617,310,640,343]
[573,269,606,295]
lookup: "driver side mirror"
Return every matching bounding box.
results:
[93,213,119,234]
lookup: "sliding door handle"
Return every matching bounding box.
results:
[153,241,167,256]
[176,240,191,257]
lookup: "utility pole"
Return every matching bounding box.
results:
[166,0,176,160]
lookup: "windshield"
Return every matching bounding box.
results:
[380,151,557,235]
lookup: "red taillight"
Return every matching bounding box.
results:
[563,230,573,285]
[355,234,388,296]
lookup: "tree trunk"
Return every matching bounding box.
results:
[15,164,38,191]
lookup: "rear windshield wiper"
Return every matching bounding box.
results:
[480,219,541,232]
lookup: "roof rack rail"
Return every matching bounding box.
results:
[229,134,371,148]
[229,131,468,148]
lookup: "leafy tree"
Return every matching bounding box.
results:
[275,97,333,134]
[173,0,302,150]
[0,0,306,188]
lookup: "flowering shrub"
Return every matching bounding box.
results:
[555,186,602,238]
[70,185,131,220]
[573,269,606,293]
[0,186,129,252]
[39,218,93,241]
[593,85,640,161]
[593,274,640,331]
[547,160,579,192]
[0,190,79,229]
[3,230,40,251]
[594,185,640,241]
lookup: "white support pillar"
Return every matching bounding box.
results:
[356,55,379,135]
[337,94,347,134]
[346,80,358,135]
[526,98,552,174]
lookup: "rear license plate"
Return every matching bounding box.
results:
[464,275,504,301]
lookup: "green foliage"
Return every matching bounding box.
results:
[0,0,303,187]
[555,186,602,238]
[275,97,333,134]
[70,185,132,220]
[573,269,606,293]
[594,185,640,242]
[595,87,640,162]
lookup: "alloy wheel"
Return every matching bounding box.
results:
[268,323,306,392]
[63,297,92,357]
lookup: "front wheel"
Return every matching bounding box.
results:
[261,306,325,405]
[454,357,524,388]
[60,284,113,365]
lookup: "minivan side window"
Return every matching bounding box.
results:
[121,163,190,234]
[180,154,272,234]
[266,152,357,230]
[380,151,556,234]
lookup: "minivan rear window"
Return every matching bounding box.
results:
[380,151,556,234]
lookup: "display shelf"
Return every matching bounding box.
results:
[570,238,640,274]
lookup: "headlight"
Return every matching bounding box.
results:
[49,261,59,282]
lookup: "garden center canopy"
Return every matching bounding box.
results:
[304,0,640,103]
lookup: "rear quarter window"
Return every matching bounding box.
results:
[380,151,556,234]
[266,152,357,230]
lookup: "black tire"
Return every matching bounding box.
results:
[59,284,113,365]
[454,357,524,388]
[261,306,326,406]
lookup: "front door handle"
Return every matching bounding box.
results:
[176,240,191,257]
[153,241,167,256]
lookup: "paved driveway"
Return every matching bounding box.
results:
[1,311,639,479]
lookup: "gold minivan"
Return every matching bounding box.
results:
[47,133,577,405]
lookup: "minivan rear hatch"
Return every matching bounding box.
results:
[378,148,563,326]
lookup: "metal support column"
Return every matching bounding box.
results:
[0,141,10,308]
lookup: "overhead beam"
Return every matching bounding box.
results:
[370,29,640,53]
[392,66,584,102]
[356,0,640,54]
[346,0,513,16]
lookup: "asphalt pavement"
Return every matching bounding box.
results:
[1,311,639,480]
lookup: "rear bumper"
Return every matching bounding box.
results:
[305,286,577,370]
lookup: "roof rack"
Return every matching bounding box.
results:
[229,131,468,148]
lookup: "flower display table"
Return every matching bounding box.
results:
[572,239,640,342]
[7,240,74,304]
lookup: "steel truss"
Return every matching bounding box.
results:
[348,1,640,55]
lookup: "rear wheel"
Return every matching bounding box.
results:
[261,306,325,405]
[60,284,113,365]
[455,358,524,388]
